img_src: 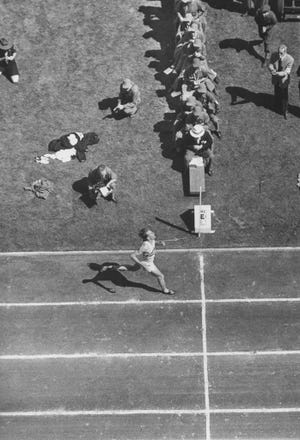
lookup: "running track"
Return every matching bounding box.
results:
[0,248,299,439]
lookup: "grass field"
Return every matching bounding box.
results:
[0,0,299,251]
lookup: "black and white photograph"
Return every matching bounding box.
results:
[0,0,300,438]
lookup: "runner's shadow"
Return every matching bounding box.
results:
[219,38,264,62]
[82,262,161,293]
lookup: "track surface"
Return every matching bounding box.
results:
[0,249,299,439]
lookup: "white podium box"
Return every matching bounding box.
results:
[194,204,215,236]
[189,156,205,194]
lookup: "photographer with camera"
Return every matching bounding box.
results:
[87,164,117,203]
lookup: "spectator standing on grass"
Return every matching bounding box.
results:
[87,164,117,203]
[254,4,277,67]
[0,38,19,83]
[119,228,175,295]
[268,44,294,119]
[113,78,141,118]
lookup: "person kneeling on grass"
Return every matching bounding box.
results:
[88,164,117,203]
[113,78,141,118]
[119,228,175,295]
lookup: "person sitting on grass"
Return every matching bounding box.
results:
[180,124,214,176]
[118,228,175,295]
[113,78,141,118]
[175,0,206,34]
[173,95,200,145]
[0,38,19,84]
[195,85,221,138]
[87,164,117,203]
[181,57,218,101]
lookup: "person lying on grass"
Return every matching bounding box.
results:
[48,131,99,162]
[118,228,175,295]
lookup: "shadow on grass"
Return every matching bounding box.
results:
[226,86,277,112]
[180,209,195,232]
[82,262,161,293]
[226,86,300,118]
[72,177,96,208]
[98,97,128,120]
[140,0,191,197]
[153,113,176,158]
[219,38,264,62]
[155,216,196,235]
[204,0,246,13]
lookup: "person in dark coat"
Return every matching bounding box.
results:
[181,124,214,176]
[255,4,277,66]
[0,38,19,83]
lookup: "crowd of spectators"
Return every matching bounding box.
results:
[164,0,221,177]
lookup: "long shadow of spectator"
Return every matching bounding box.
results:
[140,0,187,192]
[227,86,300,117]
[153,113,176,158]
[82,262,161,293]
[226,86,277,112]
[140,3,175,96]
[220,38,264,62]
[204,0,246,13]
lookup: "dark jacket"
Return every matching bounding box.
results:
[183,130,213,155]
[48,132,99,162]
[255,10,277,31]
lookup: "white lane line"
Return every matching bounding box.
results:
[211,407,300,415]
[1,297,300,308]
[206,298,300,303]
[0,350,300,360]
[0,300,203,307]
[1,246,300,257]
[200,254,211,440]
[208,350,300,356]
[1,408,300,417]
[0,352,203,360]
[0,409,206,417]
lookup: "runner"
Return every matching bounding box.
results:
[119,228,175,295]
